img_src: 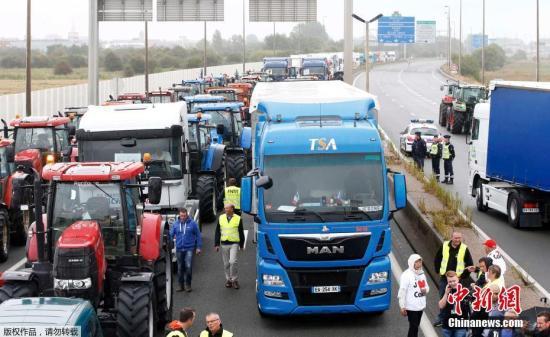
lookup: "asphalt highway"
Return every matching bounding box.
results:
[354,58,550,291]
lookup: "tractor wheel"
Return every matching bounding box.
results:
[451,112,464,134]
[225,153,246,186]
[439,104,447,127]
[117,283,157,337]
[0,210,10,262]
[197,175,217,223]
[154,227,173,330]
[0,282,37,304]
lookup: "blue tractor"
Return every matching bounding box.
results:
[183,94,226,113]
[192,102,252,185]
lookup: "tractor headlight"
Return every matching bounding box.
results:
[54,277,92,290]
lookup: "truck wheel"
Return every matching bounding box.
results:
[197,175,217,223]
[0,210,10,262]
[507,192,521,228]
[225,153,246,186]
[439,104,447,127]
[117,283,157,337]
[475,180,488,212]
[451,111,464,134]
[154,227,173,330]
[0,282,37,304]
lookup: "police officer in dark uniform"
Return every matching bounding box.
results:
[442,135,455,184]
[411,131,427,172]
[429,135,443,182]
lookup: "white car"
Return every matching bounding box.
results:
[399,119,440,155]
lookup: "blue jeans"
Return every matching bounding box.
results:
[176,250,194,286]
[442,329,468,337]
[437,277,448,322]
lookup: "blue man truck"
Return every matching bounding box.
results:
[262,57,292,81]
[243,81,407,316]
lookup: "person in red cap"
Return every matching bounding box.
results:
[483,239,507,277]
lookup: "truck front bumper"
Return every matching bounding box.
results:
[256,256,391,315]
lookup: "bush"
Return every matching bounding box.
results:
[129,56,145,74]
[53,61,73,75]
[460,54,480,81]
[123,65,134,77]
[32,53,52,68]
[104,51,123,72]
[1,55,25,68]
[68,54,87,68]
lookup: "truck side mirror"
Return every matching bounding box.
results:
[147,177,162,205]
[256,175,273,190]
[393,173,407,210]
[240,176,253,214]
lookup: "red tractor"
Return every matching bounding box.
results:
[0,137,15,262]
[0,161,172,337]
[438,83,459,127]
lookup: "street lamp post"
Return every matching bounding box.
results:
[536,0,540,81]
[144,21,149,95]
[459,0,462,75]
[242,0,246,74]
[445,6,451,69]
[26,0,31,116]
[203,21,207,78]
[352,13,383,93]
[482,0,486,85]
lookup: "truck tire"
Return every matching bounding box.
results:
[117,283,157,337]
[474,180,488,212]
[0,282,37,304]
[0,210,10,262]
[507,192,521,228]
[197,175,217,223]
[451,111,464,134]
[225,153,246,186]
[439,104,447,127]
[154,227,173,330]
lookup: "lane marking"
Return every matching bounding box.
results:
[390,252,438,337]
[6,257,27,272]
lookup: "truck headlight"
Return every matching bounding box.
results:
[54,277,92,290]
[262,274,285,286]
[368,271,388,284]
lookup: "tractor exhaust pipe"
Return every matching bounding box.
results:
[34,172,45,262]
[1,119,8,138]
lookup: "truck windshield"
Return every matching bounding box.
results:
[51,182,127,257]
[79,137,182,180]
[14,127,55,152]
[263,153,384,222]
[302,67,325,76]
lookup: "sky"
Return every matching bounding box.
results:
[0,0,547,43]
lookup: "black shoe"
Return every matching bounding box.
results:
[225,280,233,288]
[433,320,442,327]
[185,284,192,292]
[176,284,185,292]
[448,179,454,185]
[442,179,448,184]
[232,280,240,289]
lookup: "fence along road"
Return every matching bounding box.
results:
[0,62,262,120]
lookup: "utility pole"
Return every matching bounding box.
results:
[242,0,246,74]
[459,0,462,75]
[272,22,276,56]
[144,21,149,95]
[536,0,540,81]
[343,0,353,84]
[482,0,486,85]
[447,6,451,68]
[88,0,99,105]
[352,13,382,93]
[203,21,207,78]
[25,0,31,116]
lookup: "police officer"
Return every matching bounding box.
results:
[430,135,442,182]
[411,131,427,172]
[215,204,245,289]
[442,135,455,184]
[223,178,241,215]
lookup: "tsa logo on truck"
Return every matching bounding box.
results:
[309,138,337,151]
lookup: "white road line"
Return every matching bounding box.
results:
[398,69,438,106]
[243,229,249,250]
[6,257,27,271]
[431,68,447,85]
[390,252,438,337]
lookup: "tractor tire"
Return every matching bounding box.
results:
[225,153,246,186]
[0,282,37,304]
[197,175,217,223]
[439,104,447,127]
[0,210,10,262]
[116,283,157,337]
[451,111,464,134]
[154,228,173,330]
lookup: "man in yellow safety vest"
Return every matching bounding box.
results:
[432,231,475,327]
[442,135,455,184]
[199,312,234,337]
[223,178,241,215]
[215,204,245,289]
[430,135,442,182]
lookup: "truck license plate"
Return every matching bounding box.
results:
[523,208,539,213]
[311,286,341,294]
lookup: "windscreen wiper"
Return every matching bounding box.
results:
[343,206,373,221]
[92,183,117,202]
[293,208,327,223]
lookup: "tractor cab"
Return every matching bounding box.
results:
[1,161,171,337]
[170,84,194,101]
[183,79,211,95]
[204,88,241,102]
[148,90,175,104]
[192,102,245,148]
[0,138,15,180]
[116,93,150,104]
[183,94,225,113]
[10,116,72,173]
[63,107,88,131]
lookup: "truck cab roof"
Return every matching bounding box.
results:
[10,116,70,128]
[0,297,96,327]
[192,102,244,113]
[184,95,225,103]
